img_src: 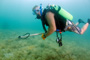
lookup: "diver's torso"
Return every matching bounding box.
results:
[41,8,67,31]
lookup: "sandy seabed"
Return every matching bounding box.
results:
[0,30,90,60]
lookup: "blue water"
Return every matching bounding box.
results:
[0,0,90,29]
[0,0,90,59]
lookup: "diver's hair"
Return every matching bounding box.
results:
[32,5,39,12]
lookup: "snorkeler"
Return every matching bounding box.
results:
[32,4,90,46]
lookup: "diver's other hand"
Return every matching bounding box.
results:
[41,33,46,40]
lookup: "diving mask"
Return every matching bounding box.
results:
[33,7,40,15]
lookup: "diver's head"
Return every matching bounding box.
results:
[32,5,42,16]
[32,4,43,19]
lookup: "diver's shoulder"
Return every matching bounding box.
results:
[45,12,54,19]
[46,12,54,16]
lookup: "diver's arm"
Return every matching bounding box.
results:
[45,12,56,37]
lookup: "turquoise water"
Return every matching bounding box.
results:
[0,0,90,60]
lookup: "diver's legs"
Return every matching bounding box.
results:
[80,19,90,34]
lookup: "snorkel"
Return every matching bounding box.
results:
[40,4,42,16]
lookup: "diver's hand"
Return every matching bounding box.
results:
[41,33,46,40]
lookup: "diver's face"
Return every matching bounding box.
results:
[34,7,41,16]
